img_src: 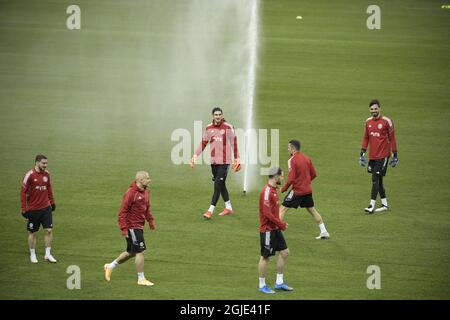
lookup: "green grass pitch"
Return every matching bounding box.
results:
[0,0,449,299]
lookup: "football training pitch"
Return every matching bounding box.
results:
[0,0,449,300]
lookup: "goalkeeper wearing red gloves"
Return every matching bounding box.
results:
[191,107,240,219]
[104,171,155,286]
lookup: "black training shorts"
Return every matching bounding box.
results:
[260,229,288,258]
[211,164,230,182]
[126,229,146,253]
[282,191,314,209]
[23,206,53,233]
[368,158,388,176]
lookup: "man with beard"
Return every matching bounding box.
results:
[359,99,398,213]
[258,167,293,294]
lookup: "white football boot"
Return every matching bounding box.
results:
[364,205,375,214]
[375,205,389,213]
[30,255,38,264]
[315,232,330,240]
[44,255,57,263]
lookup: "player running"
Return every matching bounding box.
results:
[190,106,240,219]
[359,99,398,213]
[279,140,330,240]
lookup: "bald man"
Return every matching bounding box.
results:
[104,171,155,286]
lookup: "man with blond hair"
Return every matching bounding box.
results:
[104,171,155,286]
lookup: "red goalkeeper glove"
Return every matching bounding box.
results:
[232,158,241,172]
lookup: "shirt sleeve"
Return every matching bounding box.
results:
[144,193,154,223]
[388,119,398,153]
[20,173,30,212]
[262,192,286,230]
[47,174,55,205]
[194,128,210,156]
[309,159,317,181]
[281,159,295,193]
[231,126,239,159]
[361,121,369,150]
[118,190,132,234]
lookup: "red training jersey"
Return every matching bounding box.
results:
[259,184,286,232]
[118,181,154,236]
[20,168,55,212]
[280,152,317,195]
[194,119,239,165]
[361,115,398,160]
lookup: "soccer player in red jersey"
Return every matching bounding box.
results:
[359,99,398,213]
[279,140,330,240]
[258,167,293,294]
[20,155,57,263]
[190,107,240,219]
[104,171,155,286]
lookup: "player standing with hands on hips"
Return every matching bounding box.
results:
[359,99,398,213]
[190,107,241,219]
[20,155,57,264]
